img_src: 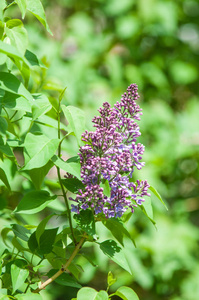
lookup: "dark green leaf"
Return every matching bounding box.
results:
[0,117,8,135]
[0,167,11,190]
[14,190,56,214]
[36,214,54,243]
[25,49,47,68]
[28,231,38,253]
[38,228,58,254]
[0,71,33,101]
[99,240,131,274]
[74,210,95,236]
[0,91,31,112]
[11,224,30,242]
[0,136,15,158]
[47,269,82,288]
[62,178,85,193]
[102,218,135,247]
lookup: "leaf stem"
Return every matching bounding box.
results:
[33,233,86,293]
[57,101,76,244]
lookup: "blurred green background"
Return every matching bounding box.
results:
[4,0,199,299]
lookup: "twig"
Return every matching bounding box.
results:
[33,234,86,293]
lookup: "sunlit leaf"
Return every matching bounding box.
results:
[15,0,27,19]
[149,185,168,210]
[113,286,139,300]
[11,259,29,293]
[26,0,52,35]
[62,105,86,146]
[22,132,59,170]
[98,240,131,274]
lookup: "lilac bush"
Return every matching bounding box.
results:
[70,84,150,218]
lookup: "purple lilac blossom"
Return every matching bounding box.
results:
[70,84,150,218]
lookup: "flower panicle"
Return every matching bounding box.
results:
[70,84,150,218]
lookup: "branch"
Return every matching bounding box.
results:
[33,234,86,293]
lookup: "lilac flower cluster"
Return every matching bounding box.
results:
[70,84,150,218]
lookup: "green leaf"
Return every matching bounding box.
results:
[51,155,81,180]
[16,293,43,300]
[139,203,156,226]
[100,180,111,198]
[76,287,97,300]
[28,231,38,253]
[149,185,168,210]
[113,286,139,300]
[74,210,96,237]
[62,177,85,193]
[0,167,11,190]
[0,72,33,101]
[28,228,58,255]
[5,19,28,55]
[0,41,30,74]
[32,93,52,120]
[36,214,54,243]
[59,87,67,102]
[26,0,52,35]
[12,236,28,252]
[0,136,14,158]
[141,196,153,220]
[22,132,60,170]
[95,291,109,300]
[102,218,135,247]
[62,105,86,146]
[38,228,58,254]
[27,160,53,189]
[0,117,8,135]
[0,91,31,112]
[107,271,117,287]
[14,190,56,214]
[11,224,30,242]
[76,287,109,300]
[0,20,5,40]
[25,49,47,68]
[11,260,29,293]
[47,269,82,288]
[15,0,27,19]
[0,1,6,21]
[98,240,131,274]
[1,227,12,247]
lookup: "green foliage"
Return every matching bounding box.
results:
[0,0,199,300]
